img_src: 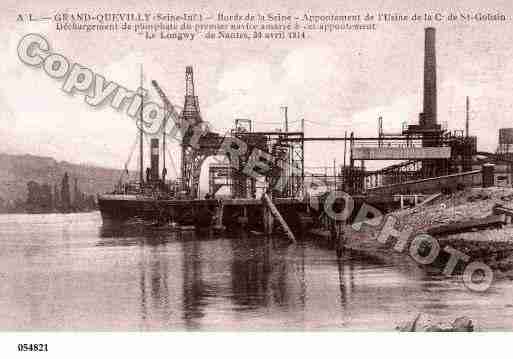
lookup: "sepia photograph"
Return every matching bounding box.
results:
[1,0,513,356]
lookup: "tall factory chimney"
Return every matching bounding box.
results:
[150,138,159,181]
[423,27,437,128]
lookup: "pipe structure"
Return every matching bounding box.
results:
[150,138,159,181]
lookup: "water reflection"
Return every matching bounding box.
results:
[341,253,357,307]
[138,246,147,323]
[97,222,438,329]
[100,224,177,327]
[230,235,272,310]
[181,239,208,328]
[99,223,312,329]
[2,214,512,330]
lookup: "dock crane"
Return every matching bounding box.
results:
[151,80,182,130]
[151,79,200,195]
[152,70,220,199]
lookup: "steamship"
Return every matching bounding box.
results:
[97,66,218,227]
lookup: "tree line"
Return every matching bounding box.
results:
[0,172,97,213]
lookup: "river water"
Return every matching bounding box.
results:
[0,212,512,331]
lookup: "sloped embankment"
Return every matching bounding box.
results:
[344,187,513,278]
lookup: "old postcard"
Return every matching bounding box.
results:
[1,0,513,356]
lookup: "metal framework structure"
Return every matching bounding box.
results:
[138,28,492,202]
[154,69,307,200]
[299,129,476,194]
[229,129,305,199]
[151,64,476,199]
[180,66,211,198]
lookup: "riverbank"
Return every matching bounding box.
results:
[343,187,513,279]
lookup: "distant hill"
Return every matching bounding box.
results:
[0,153,133,203]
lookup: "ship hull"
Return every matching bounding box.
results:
[98,194,307,232]
[97,194,218,227]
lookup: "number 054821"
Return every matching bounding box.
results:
[17,344,48,352]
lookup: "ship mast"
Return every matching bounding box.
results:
[139,65,144,184]
[162,111,167,182]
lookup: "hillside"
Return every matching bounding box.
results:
[0,153,133,203]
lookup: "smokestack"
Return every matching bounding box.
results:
[423,27,437,127]
[150,138,159,181]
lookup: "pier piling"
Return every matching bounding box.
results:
[262,193,296,243]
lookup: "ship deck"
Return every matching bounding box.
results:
[98,194,304,206]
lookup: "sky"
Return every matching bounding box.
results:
[1,0,513,177]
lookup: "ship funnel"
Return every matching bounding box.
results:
[150,138,159,181]
[423,27,437,127]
